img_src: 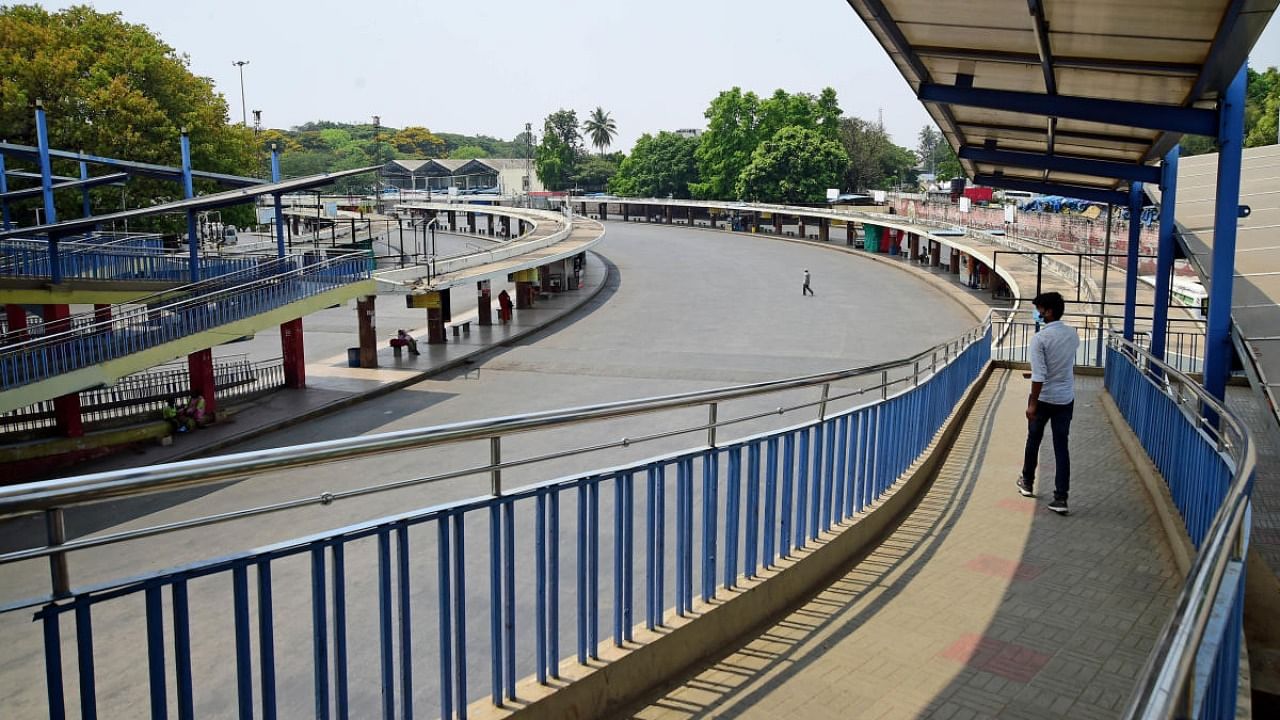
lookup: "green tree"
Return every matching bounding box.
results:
[1245,66,1279,147]
[0,4,256,225]
[535,109,582,190]
[917,126,943,176]
[583,107,618,155]
[691,87,762,199]
[449,145,490,159]
[574,155,619,193]
[840,117,916,190]
[736,126,848,204]
[609,131,700,197]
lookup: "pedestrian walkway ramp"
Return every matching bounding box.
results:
[0,324,1253,720]
[0,251,375,413]
[626,370,1185,719]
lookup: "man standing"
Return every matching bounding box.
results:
[1016,292,1078,514]
[802,269,814,296]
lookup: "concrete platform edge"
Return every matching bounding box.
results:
[161,252,613,462]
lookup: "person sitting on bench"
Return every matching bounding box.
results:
[396,329,420,355]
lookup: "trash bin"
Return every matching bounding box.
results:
[347,347,361,368]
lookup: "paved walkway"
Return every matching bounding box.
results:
[61,252,612,474]
[625,371,1182,720]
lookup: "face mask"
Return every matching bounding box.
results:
[1033,309,1044,324]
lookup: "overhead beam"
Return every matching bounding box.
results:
[959,146,1160,184]
[0,165,378,240]
[919,83,1218,136]
[1027,0,1057,96]
[954,121,1147,146]
[0,143,263,188]
[5,170,78,183]
[0,172,128,201]
[911,46,1201,76]
[973,174,1128,206]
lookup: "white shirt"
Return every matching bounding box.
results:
[1030,320,1078,404]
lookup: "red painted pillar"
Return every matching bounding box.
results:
[687,207,696,226]
[819,218,830,242]
[187,347,217,415]
[487,214,495,236]
[280,318,305,389]
[477,280,493,326]
[847,222,856,245]
[4,305,28,340]
[797,217,805,237]
[357,295,378,368]
[774,214,783,235]
[93,304,112,325]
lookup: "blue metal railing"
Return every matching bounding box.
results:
[0,237,262,283]
[1107,336,1256,720]
[0,322,991,719]
[0,252,369,392]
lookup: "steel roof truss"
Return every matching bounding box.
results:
[959,146,1159,184]
[919,83,1218,136]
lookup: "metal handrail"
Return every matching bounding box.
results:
[1114,333,1256,719]
[0,316,991,519]
[0,251,366,355]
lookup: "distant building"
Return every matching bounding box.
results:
[380,158,543,196]
[673,128,703,139]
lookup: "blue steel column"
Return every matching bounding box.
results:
[1150,148,1180,365]
[79,156,92,218]
[180,129,199,282]
[1204,64,1248,401]
[1123,182,1144,340]
[271,143,286,258]
[0,148,12,230]
[35,101,61,284]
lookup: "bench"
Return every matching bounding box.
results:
[389,336,415,356]
[450,321,472,338]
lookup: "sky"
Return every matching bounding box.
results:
[31,0,1280,153]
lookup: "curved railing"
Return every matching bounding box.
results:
[0,235,261,283]
[0,316,991,719]
[0,252,370,393]
[1107,334,1256,719]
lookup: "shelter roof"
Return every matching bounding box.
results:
[845,0,1278,199]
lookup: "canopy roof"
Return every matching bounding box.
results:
[846,0,1278,200]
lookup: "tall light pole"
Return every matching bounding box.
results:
[372,115,381,213]
[232,60,250,125]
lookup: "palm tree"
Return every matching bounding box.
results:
[583,107,617,155]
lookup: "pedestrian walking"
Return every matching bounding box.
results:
[1016,292,1079,514]
[802,269,814,296]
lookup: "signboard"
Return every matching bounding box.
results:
[826,188,840,202]
[448,186,459,198]
[1004,204,1016,224]
[324,202,339,218]
[514,269,539,283]
[256,207,276,224]
[873,190,887,204]
[959,197,971,213]
[477,279,491,298]
[406,291,442,309]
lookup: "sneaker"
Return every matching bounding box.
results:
[1016,475,1035,497]
[1047,498,1069,515]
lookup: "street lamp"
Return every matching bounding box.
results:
[232,60,250,125]
[372,115,381,212]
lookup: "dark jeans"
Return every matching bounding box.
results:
[1022,400,1074,501]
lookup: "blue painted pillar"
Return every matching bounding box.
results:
[180,129,199,282]
[35,101,60,284]
[1150,148,1180,366]
[1204,64,1248,401]
[1122,182,1144,340]
[79,157,92,218]
[0,148,11,230]
[271,143,285,258]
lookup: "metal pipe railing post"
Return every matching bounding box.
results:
[880,370,889,401]
[707,403,718,448]
[818,383,830,421]
[46,508,70,597]
[490,437,502,495]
